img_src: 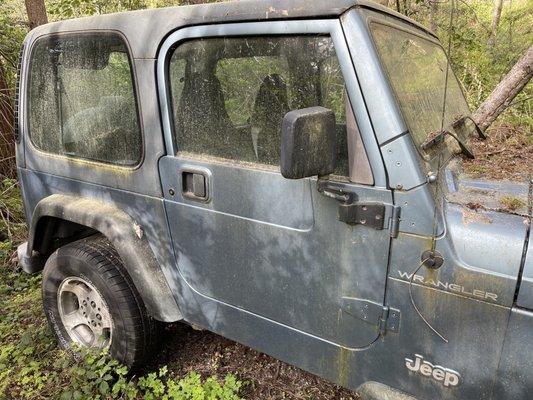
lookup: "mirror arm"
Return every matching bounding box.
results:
[317,177,354,203]
[445,130,476,159]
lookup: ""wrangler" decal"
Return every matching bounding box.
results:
[398,271,498,302]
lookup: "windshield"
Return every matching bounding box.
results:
[370,23,471,161]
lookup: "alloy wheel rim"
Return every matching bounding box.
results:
[57,277,113,349]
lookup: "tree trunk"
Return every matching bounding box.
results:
[0,60,15,178]
[429,0,438,33]
[473,44,533,131]
[488,0,504,45]
[24,0,48,30]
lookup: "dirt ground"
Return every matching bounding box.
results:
[145,323,360,400]
[463,123,533,181]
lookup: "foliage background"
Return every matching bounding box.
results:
[1,0,531,181]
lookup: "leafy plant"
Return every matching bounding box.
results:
[57,351,243,400]
[0,265,245,400]
[0,186,243,399]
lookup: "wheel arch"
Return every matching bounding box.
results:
[27,194,182,322]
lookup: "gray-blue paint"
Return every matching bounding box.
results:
[15,3,533,400]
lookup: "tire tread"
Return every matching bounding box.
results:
[42,234,160,368]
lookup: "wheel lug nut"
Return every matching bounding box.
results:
[91,301,96,308]
[96,314,101,320]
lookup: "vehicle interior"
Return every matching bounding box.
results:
[169,35,349,175]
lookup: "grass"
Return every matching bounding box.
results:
[499,195,526,212]
[0,180,244,400]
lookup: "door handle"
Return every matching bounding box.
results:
[182,170,209,201]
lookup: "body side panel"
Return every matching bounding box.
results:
[389,202,525,308]
[517,228,533,309]
[492,307,533,399]
[161,156,393,349]
[20,51,163,199]
[19,168,181,322]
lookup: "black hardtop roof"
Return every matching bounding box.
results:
[26,0,433,58]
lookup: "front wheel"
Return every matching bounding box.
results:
[42,235,159,367]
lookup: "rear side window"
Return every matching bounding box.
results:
[28,33,142,166]
[168,36,349,176]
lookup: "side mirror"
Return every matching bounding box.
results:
[281,106,337,179]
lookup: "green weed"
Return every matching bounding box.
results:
[500,196,526,212]
[0,264,245,400]
[0,186,244,400]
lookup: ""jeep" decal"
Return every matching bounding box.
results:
[405,354,460,387]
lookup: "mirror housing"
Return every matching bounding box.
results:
[281,106,337,179]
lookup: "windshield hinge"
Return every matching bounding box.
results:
[340,297,401,334]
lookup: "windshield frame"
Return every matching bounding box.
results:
[367,18,473,170]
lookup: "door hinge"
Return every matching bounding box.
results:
[338,203,401,237]
[338,202,386,229]
[389,205,401,238]
[340,297,401,334]
[317,179,401,237]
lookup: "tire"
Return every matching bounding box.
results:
[42,234,159,367]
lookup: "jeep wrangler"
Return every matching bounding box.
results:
[14,1,533,399]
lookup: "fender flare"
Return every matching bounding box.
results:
[28,194,182,322]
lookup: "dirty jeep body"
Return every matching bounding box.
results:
[14,0,533,399]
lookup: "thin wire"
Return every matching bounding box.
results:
[408,0,456,343]
[440,0,455,133]
[409,259,449,343]
[430,0,455,252]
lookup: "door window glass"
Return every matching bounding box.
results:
[28,33,142,166]
[169,36,350,176]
